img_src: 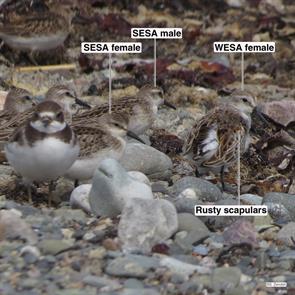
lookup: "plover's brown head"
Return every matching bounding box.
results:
[45,85,91,114]
[138,85,176,110]
[30,101,66,134]
[4,87,35,113]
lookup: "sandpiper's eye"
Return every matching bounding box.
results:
[66,91,73,97]
[56,112,63,120]
[24,95,31,101]
[242,97,248,103]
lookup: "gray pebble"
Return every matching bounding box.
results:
[105,254,160,278]
[82,275,121,289]
[263,192,295,222]
[123,278,144,289]
[212,267,241,291]
[171,176,222,202]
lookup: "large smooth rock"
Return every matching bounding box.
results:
[89,159,153,217]
[118,198,178,253]
[240,194,263,205]
[70,184,92,214]
[0,209,37,244]
[171,177,222,202]
[120,142,172,180]
[223,219,258,247]
[259,100,295,127]
[277,222,295,246]
[70,171,150,214]
[175,213,210,251]
[263,192,295,222]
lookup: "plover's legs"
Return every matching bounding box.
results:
[23,179,33,203]
[48,181,56,207]
[27,186,32,203]
[74,179,79,188]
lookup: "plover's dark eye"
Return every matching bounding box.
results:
[56,112,63,120]
[242,97,248,103]
[24,95,31,101]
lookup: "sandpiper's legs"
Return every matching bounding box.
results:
[220,166,225,192]
[28,51,38,66]
[195,167,200,177]
[27,185,33,204]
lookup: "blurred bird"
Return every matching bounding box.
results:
[0,2,76,64]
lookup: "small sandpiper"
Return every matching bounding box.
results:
[0,3,75,64]
[73,84,176,135]
[0,85,90,141]
[0,87,35,126]
[65,112,143,184]
[182,90,256,190]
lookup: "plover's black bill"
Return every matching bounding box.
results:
[164,100,176,110]
[127,130,146,144]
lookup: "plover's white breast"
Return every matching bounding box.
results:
[5,137,79,182]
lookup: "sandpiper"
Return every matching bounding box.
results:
[65,112,143,184]
[0,84,90,140]
[73,84,176,135]
[5,100,80,205]
[3,86,35,113]
[0,3,75,64]
[182,90,256,190]
[45,84,91,121]
[0,87,35,160]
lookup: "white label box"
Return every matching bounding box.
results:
[131,28,182,39]
[81,42,142,53]
[195,205,268,216]
[213,42,275,53]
